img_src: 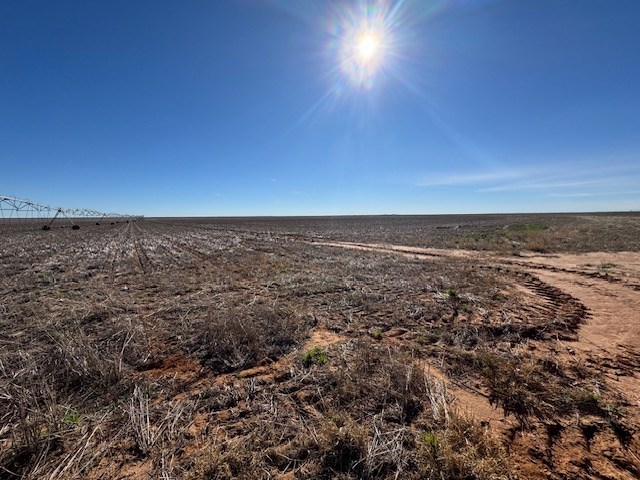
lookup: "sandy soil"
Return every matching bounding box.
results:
[312,241,640,377]
[312,239,640,478]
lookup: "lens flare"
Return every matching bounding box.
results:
[329,2,400,90]
[356,32,380,63]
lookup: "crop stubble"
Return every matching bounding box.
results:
[1,213,639,479]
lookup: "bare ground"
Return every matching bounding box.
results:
[1,215,639,479]
[313,239,640,478]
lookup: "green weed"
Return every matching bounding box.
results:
[444,288,458,299]
[63,409,82,428]
[303,346,328,367]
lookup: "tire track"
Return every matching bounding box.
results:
[308,239,640,405]
[476,264,590,341]
[107,222,128,282]
[176,241,215,267]
[313,240,591,340]
[131,222,152,273]
[504,258,640,292]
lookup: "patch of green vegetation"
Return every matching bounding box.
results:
[444,288,458,299]
[372,327,383,340]
[414,330,439,348]
[63,410,82,428]
[421,432,439,449]
[302,346,328,367]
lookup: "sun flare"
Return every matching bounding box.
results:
[338,25,388,88]
[356,32,380,63]
[328,2,403,90]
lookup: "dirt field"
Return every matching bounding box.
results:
[1,213,639,479]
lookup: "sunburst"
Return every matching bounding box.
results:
[333,3,397,90]
[356,31,381,64]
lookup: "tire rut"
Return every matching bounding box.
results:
[477,264,590,341]
[305,239,640,405]
[504,258,640,292]
[131,222,153,273]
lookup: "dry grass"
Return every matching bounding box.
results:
[203,303,311,373]
[1,218,638,478]
[185,341,513,480]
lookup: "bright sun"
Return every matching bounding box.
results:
[338,27,387,88]
[333,5,397,89]
[356,32,380,63]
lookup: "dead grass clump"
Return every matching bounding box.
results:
[314,414,369,477]
[80,313,153,371]
[311,342,428,423]
[204,303,311,373]
[127,384,195,458]
[297,343,513,479]
[415,414,513,480]
[0,374,65,478]
[187,442,267,480]
[476,352,627,429]
[46,328,123,397]
[182,342,513,479]
[200,384,241,412]
[478,351,575,423]
[308,416,411,478]
[0,319,141,477]
[524,232,552,253]
[0,347,116,478]
[302,413,512,480]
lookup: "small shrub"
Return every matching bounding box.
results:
[63,409,82,428]
[312,342,429,423]
[205,303,309,373]
[526,238,549,253]
[416,413,512,480]
[303,346,328,367]
[421,432,439,449]
[318,416,367,476]
[444,288,458,299]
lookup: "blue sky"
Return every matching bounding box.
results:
[1,0,639,216]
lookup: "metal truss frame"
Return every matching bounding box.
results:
[0,195,142,228]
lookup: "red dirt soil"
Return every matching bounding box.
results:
[316,240,640,479]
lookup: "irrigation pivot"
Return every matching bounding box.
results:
[0,195,142,230]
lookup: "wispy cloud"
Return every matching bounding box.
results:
[549,190,640,198]
[547,192,597,198]
[415,169,526,187]
[415,160,640,202]
[479,179,604,193]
